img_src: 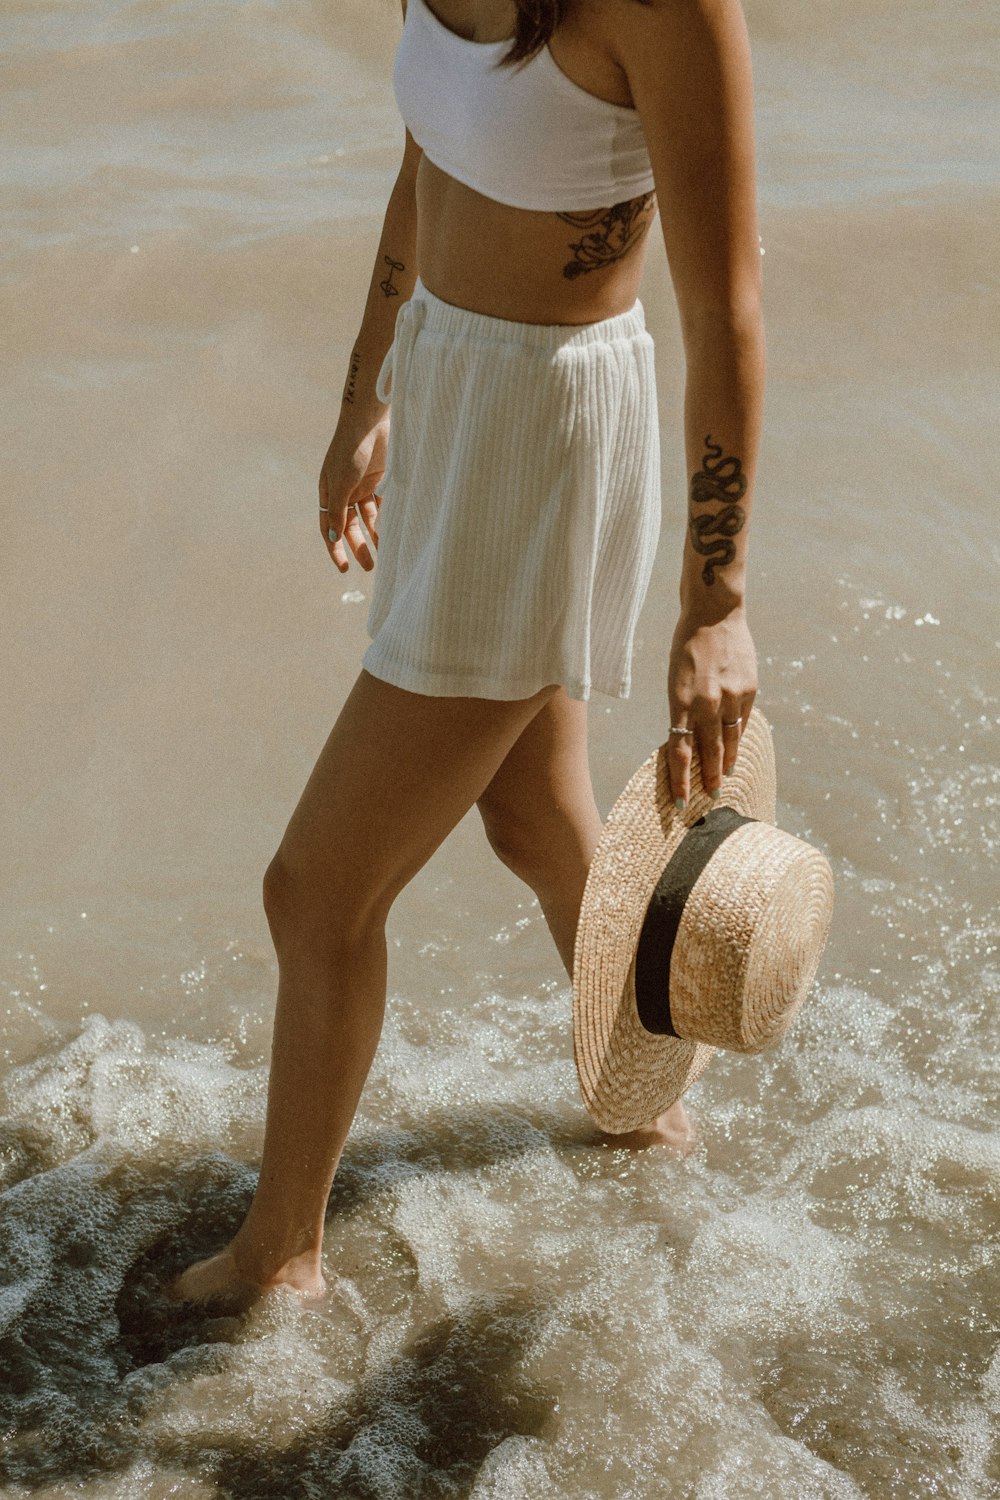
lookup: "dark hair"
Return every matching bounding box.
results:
[500,0,651,67]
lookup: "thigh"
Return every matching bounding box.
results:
[476,687,599,858]
[274,669,560,923]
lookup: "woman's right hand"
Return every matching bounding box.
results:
[319,413,390,573]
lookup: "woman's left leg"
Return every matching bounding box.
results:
[168,670,563,1308]
[476,688,697,1152]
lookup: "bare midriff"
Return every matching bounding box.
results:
[411,1,656,326]
[416,160,657,326]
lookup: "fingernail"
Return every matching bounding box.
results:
[710,787,722,800]
[674,797,686,811]
[328,527,338,543]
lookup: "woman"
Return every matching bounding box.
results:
[171,0,762,1305]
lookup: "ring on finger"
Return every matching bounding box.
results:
[668,725,694,736]
[722,719,742,729]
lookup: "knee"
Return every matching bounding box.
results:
[478,803,524,880]
[480,802,574,891]
[262,847,386,955]
[261,851,294,934]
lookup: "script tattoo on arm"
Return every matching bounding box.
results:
[688,435,747,585]
[342,252,407,404]
[556,192,656,280]
[342,347,361,405]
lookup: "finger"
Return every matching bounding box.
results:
[357,495,380,549]
[720,696,743,775]
[324,509,351,573]
[318,476,342,564]
[696,707,725,798]
[665,723,694,809]
[342,503,374,571]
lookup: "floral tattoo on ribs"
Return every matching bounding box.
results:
[556,192,657,280]
[688,435,747,585]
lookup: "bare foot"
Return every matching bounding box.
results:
[167,1245,327,1311]
[600,1097,699,1155]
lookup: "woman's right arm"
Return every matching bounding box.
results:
[320,126,422,574]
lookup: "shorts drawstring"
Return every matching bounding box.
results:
[374,295,425,494]
[375,294,424,404]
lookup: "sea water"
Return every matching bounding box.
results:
[1,1,997,1494]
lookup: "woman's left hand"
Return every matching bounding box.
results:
[666,605,758,806]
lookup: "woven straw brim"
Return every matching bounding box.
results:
[572,708,778,1134]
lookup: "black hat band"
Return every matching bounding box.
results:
[634,805,757,1036]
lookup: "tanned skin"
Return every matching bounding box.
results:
[557,192,659,279]
[688,434,748,585]
[168,0,764,1309]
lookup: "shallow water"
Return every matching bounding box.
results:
[1,0,998,1495]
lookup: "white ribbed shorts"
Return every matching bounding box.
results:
[363,276,661,702]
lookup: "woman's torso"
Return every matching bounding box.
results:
[409,0,658,325]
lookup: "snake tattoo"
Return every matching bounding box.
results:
[688,435,747,585]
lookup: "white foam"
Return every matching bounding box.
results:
[1,1013,266,1167]
[1,955,995,1500]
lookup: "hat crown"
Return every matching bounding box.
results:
[666,821,835,1053]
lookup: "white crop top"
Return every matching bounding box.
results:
[393,0,657,212]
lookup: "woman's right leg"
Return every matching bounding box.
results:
[476,689,698,1154]
[168,668,560,1306]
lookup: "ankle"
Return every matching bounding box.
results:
[229,1222,323,1287]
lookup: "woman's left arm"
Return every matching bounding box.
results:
[615,0,765,805]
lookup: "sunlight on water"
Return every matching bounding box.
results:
[1,0,997,1494]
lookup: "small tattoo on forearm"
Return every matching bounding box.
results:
[343,347,361,405]
[557,192,656,280]
[688,435,747,585]
[379,255,405,297]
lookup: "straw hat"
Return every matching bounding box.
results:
[572,708,834,1133]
